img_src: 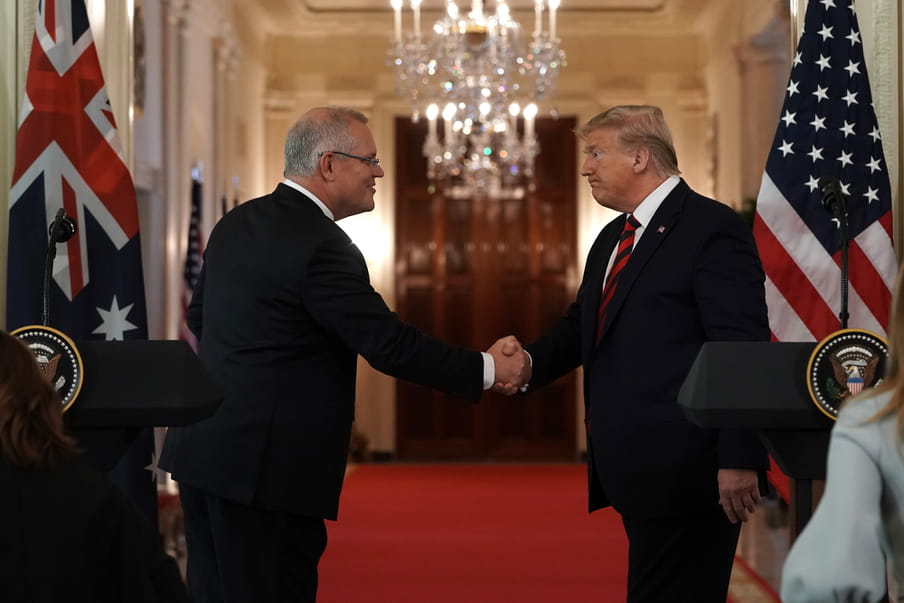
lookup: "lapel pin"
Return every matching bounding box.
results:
[657,225,665,233]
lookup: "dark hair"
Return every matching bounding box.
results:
[0,331,76,467]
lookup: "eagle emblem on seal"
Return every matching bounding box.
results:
[828,352,880,398]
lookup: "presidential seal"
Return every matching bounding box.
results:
[806,328,887,420]
[11,326,84,412]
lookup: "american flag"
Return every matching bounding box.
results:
[753,0,896,342]
[6,0,156,524]
[180,174,203,351]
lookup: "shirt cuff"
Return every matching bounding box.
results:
[519,350,533,392]
[481,352,494,390]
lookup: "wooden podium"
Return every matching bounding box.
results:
[678,341,834,536]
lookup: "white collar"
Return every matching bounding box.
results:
[282,178,334,221]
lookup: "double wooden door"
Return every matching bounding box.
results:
[394,116,579,461]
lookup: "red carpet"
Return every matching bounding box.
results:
[318,464,627,602]
[318,464,779,602]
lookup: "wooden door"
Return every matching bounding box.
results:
[395,116,578,460]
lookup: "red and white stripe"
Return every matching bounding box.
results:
[754,173,895,342]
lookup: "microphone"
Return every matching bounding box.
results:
[818,175,846,218]
[48,208,77,243]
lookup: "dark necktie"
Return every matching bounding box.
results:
[595,214,641,340]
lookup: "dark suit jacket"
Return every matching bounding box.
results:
[525,179,770,518]
[159,183,484,521]
[0,455,188,603]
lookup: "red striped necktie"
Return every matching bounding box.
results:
[596,214,641,340]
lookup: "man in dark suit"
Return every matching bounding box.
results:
[159,106,529,603]
[499,105,770,602]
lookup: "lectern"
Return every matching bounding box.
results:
[63,339,221,469]
[678,341,834,535]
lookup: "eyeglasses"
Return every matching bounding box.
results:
[318,150,380,167]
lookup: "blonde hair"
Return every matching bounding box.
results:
[577,105,680,178]
[855,261,904,441]
[0,331,76,467]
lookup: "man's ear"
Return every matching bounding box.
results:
[320,152,337,182]
[632,147,650,174]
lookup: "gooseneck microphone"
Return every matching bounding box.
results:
[48,208,78,243]
[42,208,79,326]
[818,175,846,219]
[818,175,849,329]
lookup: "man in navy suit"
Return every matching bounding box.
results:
[159,106,529,603]
[499,105,770,602]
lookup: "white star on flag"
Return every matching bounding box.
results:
[145,451,159,483]
[92,295,139,340]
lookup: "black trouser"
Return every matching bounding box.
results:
[179,483,327,603]
[621,508,741,603]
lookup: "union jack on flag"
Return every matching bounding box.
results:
[753,0,896,343]
[7,0,148,341]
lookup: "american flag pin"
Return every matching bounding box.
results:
[657,225,665,233]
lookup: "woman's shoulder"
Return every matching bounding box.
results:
[836,389,893,427]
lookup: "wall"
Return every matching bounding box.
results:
[0,0,23,329]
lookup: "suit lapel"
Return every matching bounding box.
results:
[582,215,625,359]
[595,181,688,343]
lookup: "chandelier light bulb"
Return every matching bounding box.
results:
[443,103,457,121]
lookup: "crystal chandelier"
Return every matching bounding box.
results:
[389,0,566,199]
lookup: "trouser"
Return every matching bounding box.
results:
[621,507,741,603]
[179,483,328,603]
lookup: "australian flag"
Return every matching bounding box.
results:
[7,0,157,525]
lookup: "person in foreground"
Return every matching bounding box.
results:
[781,264,904,603]
[497,105,770,602]
[0,330,189,603]
[159,106,529,603]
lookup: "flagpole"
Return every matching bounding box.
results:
[789,0,802,56]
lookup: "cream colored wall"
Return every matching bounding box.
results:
[702,1,790,211]
[0,0,21,329]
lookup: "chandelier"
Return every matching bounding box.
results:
[389,0,566,199]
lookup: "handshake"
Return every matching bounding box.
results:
[486,336,532,396]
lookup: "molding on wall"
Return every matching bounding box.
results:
[871,0,900,234]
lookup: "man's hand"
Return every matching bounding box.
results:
[487,335,531,395]
[717,468,761,524]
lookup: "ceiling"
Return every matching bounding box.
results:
[250,0,717,37]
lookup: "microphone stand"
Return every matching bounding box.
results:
[42,208,77,327]
[819,176,850,330]
[835,198,850,330]
[796,179,849,534]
